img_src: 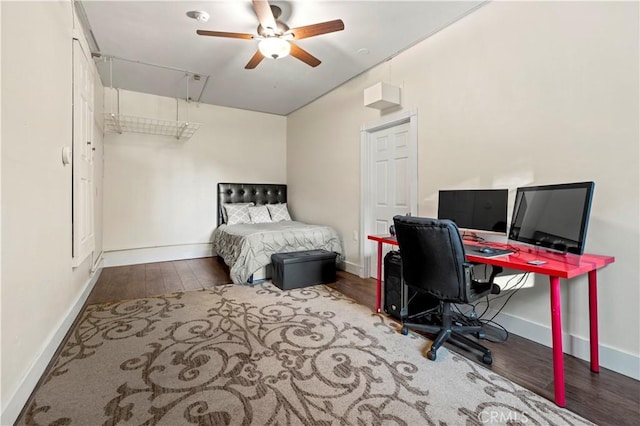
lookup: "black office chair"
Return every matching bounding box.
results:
[393,215,502,365]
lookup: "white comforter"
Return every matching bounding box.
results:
[212,221,344,284]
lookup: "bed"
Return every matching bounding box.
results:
[213,183,344,284]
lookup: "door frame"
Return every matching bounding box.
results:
[360,109,418,278]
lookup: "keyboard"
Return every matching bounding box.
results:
[463,244,514,258]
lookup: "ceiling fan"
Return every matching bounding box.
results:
[196,0,344,69]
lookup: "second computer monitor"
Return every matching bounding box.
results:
[508,181,594,255]
[438,189,509,236]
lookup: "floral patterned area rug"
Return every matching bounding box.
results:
[20,283,591,425]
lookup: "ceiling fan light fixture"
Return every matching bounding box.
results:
[259,37,291,59]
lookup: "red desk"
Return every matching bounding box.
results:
[367,234,615,407]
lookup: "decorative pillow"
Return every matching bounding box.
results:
[224,203,251,225]
[248,205,272,224]
[267,203,292,222]
[222,202,253,223]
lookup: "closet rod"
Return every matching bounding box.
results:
[93,52,208,79]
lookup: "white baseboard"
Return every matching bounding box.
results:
[342,260,363,277]
[102,243,213,267]
[491,310,640,380]
[0,266,102,426]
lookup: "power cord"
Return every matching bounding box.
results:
[462,233,486,243]
[452,303,483,327]
[458,272,530,343]
[479,273,530,324]
[479,319,510,343]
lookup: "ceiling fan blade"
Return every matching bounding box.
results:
[290,19,345,40]
[245,50,265,69]
[252,0,277,33]
[289,42,321,67]
[196,30,254,40]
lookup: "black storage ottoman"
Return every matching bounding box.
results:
[271,249,337,290]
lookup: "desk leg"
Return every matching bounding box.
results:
[550,276,566,407]
[589,270,600,373]
[376,241,382,313]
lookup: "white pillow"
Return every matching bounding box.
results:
[222,202,253,223]
[267,203,292,222]
[224,203,251,225]
[248,205,272,224]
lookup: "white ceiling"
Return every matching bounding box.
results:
[80,1,485,116]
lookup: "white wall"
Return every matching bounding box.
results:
[288,1,639,376]
[102,89,286,263]
[1,1,104,423]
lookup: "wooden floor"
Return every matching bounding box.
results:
[84,258,639,425]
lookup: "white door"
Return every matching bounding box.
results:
[369,122,412,277]
[72,40,95,266]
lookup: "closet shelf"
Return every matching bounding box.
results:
[104,113,201,141]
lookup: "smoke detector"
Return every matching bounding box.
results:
[187,11,209,23]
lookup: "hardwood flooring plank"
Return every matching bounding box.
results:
[327,271,376,308]
[173,260,203,291]
[159,261,185,293]
[186,258,215,288]
[186,257,230,287]
[126,264,147,300]
[481,334,556,391]
[105,266,139,301]
[145,263,167,297]
[208,257,232,283]
[86,267,115,305]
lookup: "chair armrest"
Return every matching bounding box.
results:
[470,280,493,296]
[465,264,502,301]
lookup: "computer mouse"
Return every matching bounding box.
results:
[480,247,494,254]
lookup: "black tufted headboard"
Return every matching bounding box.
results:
[217,183,287,226]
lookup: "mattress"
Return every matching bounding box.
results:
[212,221,344,284]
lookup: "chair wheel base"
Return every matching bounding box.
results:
[401,326,409,335]
[426,350,437,361]
[482,352,493,365]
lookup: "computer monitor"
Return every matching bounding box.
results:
[437,189,508,236]
[508,182,595,255]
